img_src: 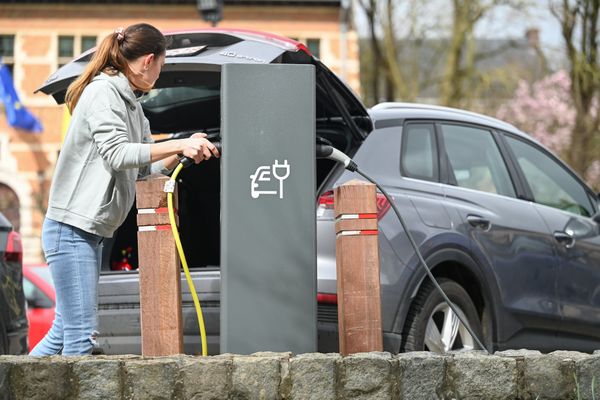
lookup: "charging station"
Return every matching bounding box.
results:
[220,64,317,354]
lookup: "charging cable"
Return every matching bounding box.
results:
[166,162,208,356]
[164,154,213,357]
[316,144,489,353]
[167,141,222,356]
[167,140,487,355]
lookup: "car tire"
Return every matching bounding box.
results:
[401,278,483,353]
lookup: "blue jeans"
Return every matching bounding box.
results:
[30,218,104,356]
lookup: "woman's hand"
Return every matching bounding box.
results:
[149,132,220,169]
[181,133,220,164]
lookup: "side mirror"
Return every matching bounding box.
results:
[564,216,596,238]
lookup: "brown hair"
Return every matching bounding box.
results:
[65,23,167,112]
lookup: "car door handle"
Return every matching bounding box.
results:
[554,231,575,248]
[467,215,491,231]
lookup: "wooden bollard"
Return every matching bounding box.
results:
[136,174,183,356]
[334,179,383,355]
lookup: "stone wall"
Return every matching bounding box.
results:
[1,350,599,400]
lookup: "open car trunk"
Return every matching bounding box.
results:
[36,29,372,354]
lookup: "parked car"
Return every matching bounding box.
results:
[0,213,28,354]
[22,264,55,351]
[38,29,600,355]
[318,102,600,353]
[38,28,370,355]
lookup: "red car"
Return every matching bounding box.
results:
[22,264,55,351]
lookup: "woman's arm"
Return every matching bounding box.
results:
[149,133,219,168]
[90,84,219,172]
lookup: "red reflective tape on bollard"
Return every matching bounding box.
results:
[359,230,378,235]
[336,229,378,238]
[138,224,172,232]
[138,207,175,215]
[358,213,378,219]
[336,213,378,221]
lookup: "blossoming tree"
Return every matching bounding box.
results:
[497,70,600,189]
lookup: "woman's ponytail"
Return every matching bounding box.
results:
[65,23,166,112]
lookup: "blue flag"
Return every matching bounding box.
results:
[0,63,43,132]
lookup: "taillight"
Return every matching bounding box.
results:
[296,43,313,56]
[317,293,337,304]
[318,190,335,211]
[318,190,391,220]
[376,193,391,220]
[5,231,23,263]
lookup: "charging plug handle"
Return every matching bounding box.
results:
[316,144,357,171]
[179,141,222,168]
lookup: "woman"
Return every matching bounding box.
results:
[30,23,218,356]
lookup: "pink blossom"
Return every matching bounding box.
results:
[498,70,600,189]
[497,70,575,154]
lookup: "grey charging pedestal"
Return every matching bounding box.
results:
[220,64,317,354]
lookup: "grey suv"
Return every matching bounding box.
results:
[39,30,600,355]
[318,102,600,353]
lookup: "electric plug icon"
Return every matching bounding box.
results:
[272,159,290,199]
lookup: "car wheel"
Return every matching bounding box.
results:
[401,278,483,353]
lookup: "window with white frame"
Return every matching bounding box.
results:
[0,34,15,77]
[58,34,97,67]
[289,37,321,59]
[306,38,320,59]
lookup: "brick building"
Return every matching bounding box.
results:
[0,0,361,263]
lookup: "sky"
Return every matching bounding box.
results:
[352,1,566,67]
[475,2,564,62]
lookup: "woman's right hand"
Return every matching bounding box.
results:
[180,137,220,164]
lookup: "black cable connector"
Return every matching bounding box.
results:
[316,144,357,171]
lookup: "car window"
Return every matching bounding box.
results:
[141,85,220,111]
[22,277,53,309]
[401,123,438,182]
[504,135,594,217]
[140,70,222,134]
[441,124,516,197]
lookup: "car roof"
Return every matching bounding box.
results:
[369,102,528,139]
[37,28,372,135]
[164,28,308,53]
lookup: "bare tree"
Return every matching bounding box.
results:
[355,0,534,109]
[552,0,600,180]
[356,0,385,104]
[439,0,530,107]
[355,0,429,104]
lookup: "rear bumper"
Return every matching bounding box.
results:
[98,301,221,355]
[99,302,337,355]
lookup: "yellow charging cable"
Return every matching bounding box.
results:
[167,162,208,356]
